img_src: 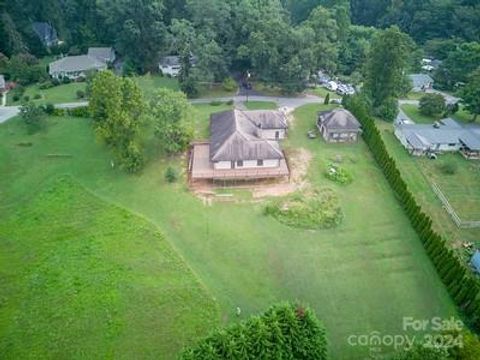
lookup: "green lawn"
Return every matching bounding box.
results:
[134,73,180,100]
[306,87,339,99]
[0,177,218,359]
[7,82,87,106]
[0,105,457,359]
[376,121,480,252]
[243,100,278,110]
[401,104,475,125]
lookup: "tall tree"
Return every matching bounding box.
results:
[363,26,413,121]
[460,67,480,122]
[148,88,194,154]
[89,71,146,172]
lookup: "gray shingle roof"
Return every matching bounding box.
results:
[49,55,107,74]
[318,109,361,130]
[241,110,288,130]
[397,119,480,150]
[87,47,115,63]
[210,110,284,162]
[408,74,434,90]
[459,132,480,151]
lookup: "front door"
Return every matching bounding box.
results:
[275,131,280,140]
[231,161,235,169]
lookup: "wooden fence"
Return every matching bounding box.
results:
[431,182,480,229]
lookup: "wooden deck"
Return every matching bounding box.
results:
[189,143,290,181]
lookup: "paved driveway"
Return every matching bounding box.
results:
[0,106,20,124]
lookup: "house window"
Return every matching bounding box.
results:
[237,160,244,167]
[257,159,264,166]
[448,143,456,146]
[275,131,280,140]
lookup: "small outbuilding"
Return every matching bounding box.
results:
[317,109,361,143]
[471,250,480,274]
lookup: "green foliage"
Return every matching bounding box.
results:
[376,97,399,122]
[67,106,89,118]
[33,93,41,100]
[222,77,237,92]
[148,88,194,154]
[43,103,55,115]
[460,68,480,122]
[419,94,447,116]
[363,26,413,114]
[435,42,480,91]
[76,89,85,99]
[165,166,178,183]
[265,188,343,230]
[89,71,146,173]
[390,345,449,360]
[181,303,328,360]
[325,163,352,185]
[324,93,330,105]
[19,102,46,134]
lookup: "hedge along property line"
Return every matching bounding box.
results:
[343,96,480,332]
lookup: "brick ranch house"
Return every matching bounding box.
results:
[189,109,290,183]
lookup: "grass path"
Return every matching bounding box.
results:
[0,104,457,358]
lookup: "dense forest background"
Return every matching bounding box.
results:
[1,0,479,92]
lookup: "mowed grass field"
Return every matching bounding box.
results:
[0,178,218,359]
[377,121,480,250]
[0,104,457,358]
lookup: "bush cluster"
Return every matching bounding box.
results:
[265,188,343,230]
[325,164,353,185]
[181,303,328,360]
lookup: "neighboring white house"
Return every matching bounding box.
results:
[87,47,116,64]
[409,74,434,92]
[49,55,108,80]
[159,55,197,77]
[159,56,181,76]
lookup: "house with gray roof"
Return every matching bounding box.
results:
[317,109,361,143]
[159,55,197,77]
[394,118,480,159]
[49,55,108,80]
[189,109,290,181]
[87,47,116,64]
[409,74,434,92]
[32,22,58,47]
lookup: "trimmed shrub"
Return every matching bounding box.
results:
[76,90,85,99]
[209,100,223,106]
[180,303,328,360]
[12,94,20,102]
[67,106,89,118]
[33,94,42,100]
[62,76,71,84]
[23,95,30,102]
[222,77,237,92]
[165,166,178,183]
[43,103,55,115]
[226,99,234,106]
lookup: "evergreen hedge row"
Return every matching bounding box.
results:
[343,95,480,331]
[180,303,328,360]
